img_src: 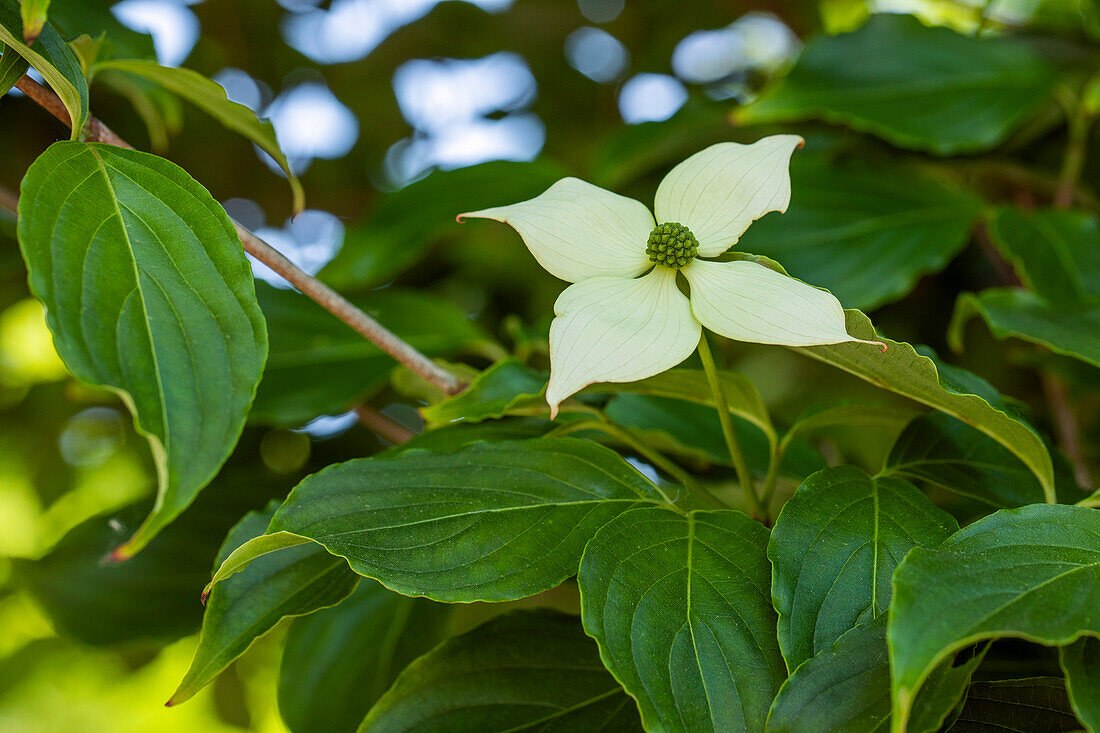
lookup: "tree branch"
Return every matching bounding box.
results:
[14,75,463,395]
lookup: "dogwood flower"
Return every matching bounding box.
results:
[459,135,883,416]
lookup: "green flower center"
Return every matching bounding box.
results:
[646,222,698,269]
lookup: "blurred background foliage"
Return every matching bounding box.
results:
[1,0,1098,729]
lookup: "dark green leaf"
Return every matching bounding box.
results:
[170,501,359,705]
[391,417,554,455]
[359,609,643,733]
[948,678,1082,732]
[1061,637,1100,732]
[0,42,29,97]
[47,0,155,60]
[226,438,673,602]
[253,282,490,426]
[797,310,1055,502]
[579,506,785,733]
[766,617,984,733]
[768,465,957,670]
[322,160,567,290]
[889,504,1100,729]
[18,142,267,557]
[0,0,87,136]
[883,413,1075,508]
[736,14,1056,154]
[737,155,983,309]
[986,208,1100,304]
[950,289,1100,367]
[279,580,450,733]
[92,59,304,212]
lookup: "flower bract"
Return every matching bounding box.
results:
[459,135,884,415]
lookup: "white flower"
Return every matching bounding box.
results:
[459,135,883,416]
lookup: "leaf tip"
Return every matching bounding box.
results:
[106,543,134,563]
[455,213,467,223]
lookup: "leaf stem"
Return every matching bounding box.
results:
[13,75,463,396]
[696,333,765,520]
[1054,98,1094,209]
[759,434,790,507]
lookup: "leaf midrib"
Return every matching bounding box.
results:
[89,146,171,450]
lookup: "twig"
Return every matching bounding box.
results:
[13,75,463,395]
[1041,372,1091,488]
[354,405,416,445]
[0,185,17,214]
[1040,100,1095,488]
[1054,100,1092,209]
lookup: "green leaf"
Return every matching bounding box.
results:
[766,617,985,733]
[736,14,1056,154]
[948,678,1082,732]
[170,502,359,706]
[985,208,1100,304]
[768,465,957,671]
[0,0,87,137]
[796,310,1055,503]
[0,42,28,97]
[19,0,48,44]
[359,609,643,733]
[889,504,1100,731]
[420,358,547,426]
[253,282,492,426]
[279,580,450,733]
[579,506,786,733]
[950,289,1100,367]
[17,142,268,556]
[321,160,567,291]
[48,0,155,61]
[883,413,1073,508]
[223,438,672,602]
[736,155,983,310]
[1061,637,1100,732]
[91,58,304,212]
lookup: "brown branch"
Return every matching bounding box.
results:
[14,75,462,395]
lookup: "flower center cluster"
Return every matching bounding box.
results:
[646,222,698,269]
